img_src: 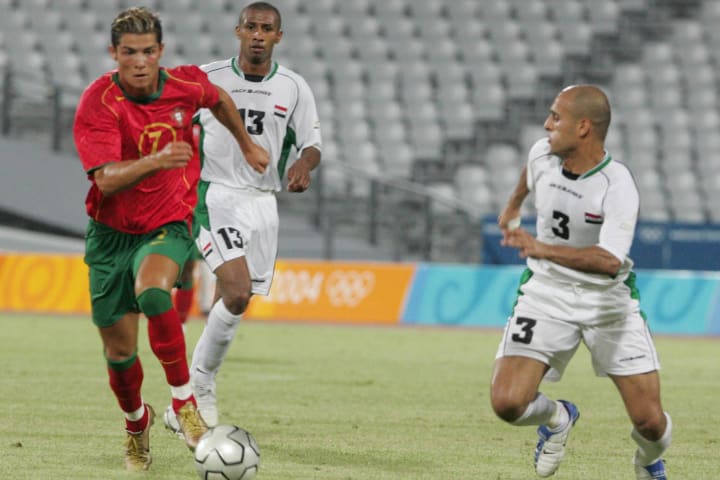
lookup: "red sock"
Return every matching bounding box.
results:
[173,286,195,324]
[107,355,144,423]
[147,309,190,387]
[172,396,197,413]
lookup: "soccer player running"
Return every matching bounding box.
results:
[73,7,268,472]
[165,1,321,429]
[491,85,671,479]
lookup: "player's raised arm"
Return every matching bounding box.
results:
[209,85,270,173]
[93,141,194,196]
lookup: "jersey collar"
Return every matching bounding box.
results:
[231,57,278,81]
[113,68,168,104]
[579,152,612,179]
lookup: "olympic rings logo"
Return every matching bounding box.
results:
[325,270,376,307]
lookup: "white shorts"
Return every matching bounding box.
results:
[196,183,278,296]
[495,271,661,381]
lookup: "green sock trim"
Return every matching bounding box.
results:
[177,279,194,290]
[106,351,138,371]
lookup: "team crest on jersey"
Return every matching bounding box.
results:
[171,107,186,127]
[585,212,603,224]
[274,104,287,118]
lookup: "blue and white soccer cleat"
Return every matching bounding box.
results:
[634,455,667,480]
[534,400,580,477]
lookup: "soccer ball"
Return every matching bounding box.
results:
[194,425,260,480]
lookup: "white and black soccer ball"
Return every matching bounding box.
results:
[194,425,260,480]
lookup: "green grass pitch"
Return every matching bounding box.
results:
[0,313,717,479]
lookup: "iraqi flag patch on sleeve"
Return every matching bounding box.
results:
[274,104,287,118]
[585,212,603,224]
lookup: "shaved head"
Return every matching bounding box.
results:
[560,85,611,140]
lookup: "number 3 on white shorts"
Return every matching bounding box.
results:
[511,317,537,344]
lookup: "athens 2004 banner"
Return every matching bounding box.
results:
[0,254,415,325]
[1,253,718,335]
[0,254,91,313]
[245,260,414,324]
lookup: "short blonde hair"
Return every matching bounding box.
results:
[110,7,163,47]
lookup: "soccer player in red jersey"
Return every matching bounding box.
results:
[73,7,268,471]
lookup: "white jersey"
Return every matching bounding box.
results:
[525,138,639,286]
[197,57,322,192]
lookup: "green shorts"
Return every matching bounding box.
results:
[84,219,194,327]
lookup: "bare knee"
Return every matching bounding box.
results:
[104,339,136,362]
[633,410,667,441]
[491,387,530,423]
[223,288,251,315]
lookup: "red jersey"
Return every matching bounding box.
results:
[74,65,220,234]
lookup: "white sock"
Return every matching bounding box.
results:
[125,403,146,422]
[511,392,559,427]
[547,401,570,431]
[632,412,672,466]
[191,299,242,384]
[171,383,193,401]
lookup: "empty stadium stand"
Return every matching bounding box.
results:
[0,0,714,262]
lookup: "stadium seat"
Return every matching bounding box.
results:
[381,143,415,178]
[338,121,372,146]
[320,38,355,63]
[337,0,370,19]
[441,102,475,140]
[190,0,229,13]
[506,63,539,100]
[618,0,647,10]
[346,16,381,40]
[378,16,416,41]
[373,122,405,146]
[491,167,523,199]
[510,0,548,23]
[478,0,511,23]
[273,0,303,15]
[495,38,531,70]
[558,21,593,56]
[426,182,460,215]
[446,0,478,22]
[669,192,705,224]
[613,63,646,89]
[671,19,705,49]
[532,38,564,76]
[356,37,390,64]
[484,143,521,174]
[62,11,101,35]
[83,0,125,19]
[47,0,84,11]
[472,83,506,121]
[162,12,207,35]
[625,127,658,158]
[463,38,496,66]
[370,0,407,20]
[408,123,443,160]
[582,0,620,34]
[408,0,444,19]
